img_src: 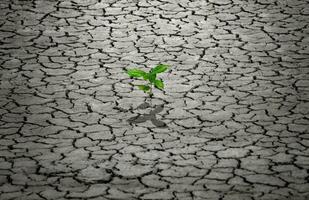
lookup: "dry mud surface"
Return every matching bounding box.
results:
[0,0,309,199]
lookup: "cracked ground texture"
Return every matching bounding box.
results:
[0,0,309,199]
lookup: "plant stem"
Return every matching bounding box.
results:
[149,85,153,98]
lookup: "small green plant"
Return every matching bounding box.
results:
[126,64,169,98]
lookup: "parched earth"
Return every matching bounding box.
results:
[0,0,309,199]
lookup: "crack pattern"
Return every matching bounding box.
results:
[0,0,309,199]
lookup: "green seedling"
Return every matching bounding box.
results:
[126,64,169,98]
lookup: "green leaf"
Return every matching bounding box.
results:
[126,69,146,78]
[147,73,157,83]
[154,79,164,89]
[138,85,150,92]
[150,64,168,74]
[142,74,149,80]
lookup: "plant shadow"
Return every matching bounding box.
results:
[127,102,167,128]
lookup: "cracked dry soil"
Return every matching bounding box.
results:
[0,0,309,200]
